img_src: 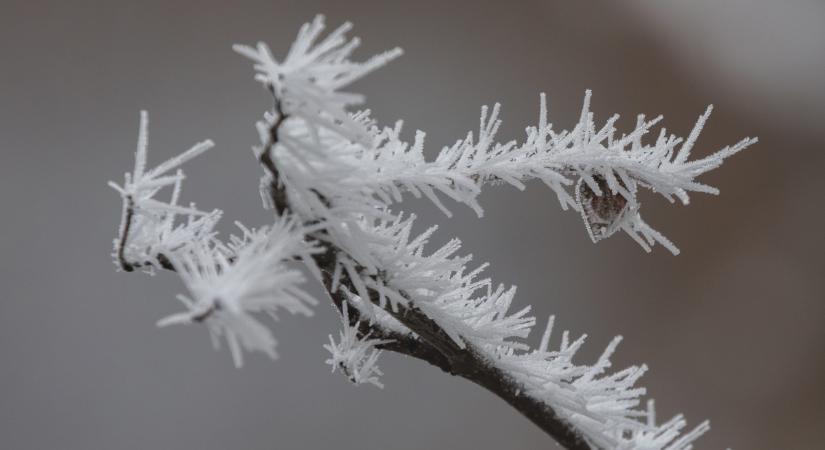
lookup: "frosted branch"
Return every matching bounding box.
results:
[108,111,219,272]
[108,14,757,450]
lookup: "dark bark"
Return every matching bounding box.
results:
[116,88,591,449]
[116,196,136,272]
[316,249,588,450]
[255,92,590,449]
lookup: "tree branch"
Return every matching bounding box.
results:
[259,90,291,215]
[321,264,453,374]
[323,255,589,450]
[258,90,589,449]
[112,90,591,448]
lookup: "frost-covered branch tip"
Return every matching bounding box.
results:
[109,14,756,450]
[233,14,402,146]
[108,110,218,272]
[236,26,756,254]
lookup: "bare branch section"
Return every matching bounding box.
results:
[109,14,754,450]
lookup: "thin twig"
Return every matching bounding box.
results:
[116,196,136,272]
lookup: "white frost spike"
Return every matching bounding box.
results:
[157,217,321,367]
[324,303,391,388]
[234,15,402,145]
[109,111,220,269]
[111,110,215,203]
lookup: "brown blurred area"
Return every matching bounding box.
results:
[0,1,822,449]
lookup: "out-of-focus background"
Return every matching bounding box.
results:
[1,1,823,449]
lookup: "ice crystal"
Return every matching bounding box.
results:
[324,303,391,388]
[108,111,219,271]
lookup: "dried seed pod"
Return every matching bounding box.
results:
[576,175,633,243]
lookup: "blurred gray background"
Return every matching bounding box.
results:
[1,1,823,449]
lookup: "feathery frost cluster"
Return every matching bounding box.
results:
[324,303,390,389]
[110,15,755,449]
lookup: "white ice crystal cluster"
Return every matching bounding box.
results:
[111,14,756,449]
[110,112,322,367]
[324,303,390,388]
[156,218,322,367]
[109,111,220,270]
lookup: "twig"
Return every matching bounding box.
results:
[116,196,137,272]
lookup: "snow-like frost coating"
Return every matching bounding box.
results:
[110,14,756,449]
